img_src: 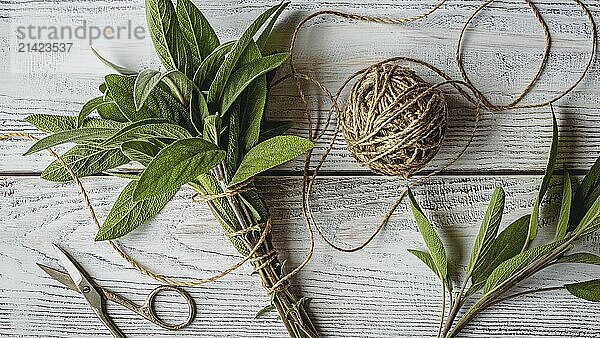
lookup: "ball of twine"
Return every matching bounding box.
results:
[341,63,448,178]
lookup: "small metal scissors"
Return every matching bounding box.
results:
[38,244,196,338]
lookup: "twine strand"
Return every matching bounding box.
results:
[1,133,277,288]
[287,0,596,253]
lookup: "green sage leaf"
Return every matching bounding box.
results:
[407,189,448,279]
[555,169,572,240]
[573,192,600,236]
[235,40,267,153]
[483,240,565,294]
[467,187,505,276]
[565,279,600,302]
[133,138,225,201]
[557,253,600,266]
[106,74,187,124]
[202,115,221,144]
[472,214,530,285]
[176,0,219,66]
[41,145,129,182]
[572,156,600,230]
[97,101,129,122]
[220,52,289,114]
[207,4,282,110]
[121,140,161,166]
[193,40,236,89]
[24,127,117,155]
[95,180,176,241]
[102,119,191,146]
[134,69,164,111]
[190,88,210,134]
[91,47,137,75]
[527,110,558,245]
[256,2,289,52]
[228,135,313,187]
[25,114,78,134]
[134,69,194,110]
[408,249,440,279]
[146,0,192,76]
[254,304,276,320]
[78,96,108,127]
[226,101,241,179]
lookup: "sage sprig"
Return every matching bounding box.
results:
[24,1,319,337]
[408,110,600,337]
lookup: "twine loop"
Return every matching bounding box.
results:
[287,0,596,253]
[191,178,256,203]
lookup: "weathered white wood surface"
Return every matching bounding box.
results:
[2,0,600,173]
[1,176,600,338]
[2,0,600,337]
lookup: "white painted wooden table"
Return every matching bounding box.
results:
[1,0,600,337]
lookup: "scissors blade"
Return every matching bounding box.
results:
[36,263,79,292]
[52,243,86,286]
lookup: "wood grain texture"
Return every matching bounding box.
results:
[1,175,599,337]
[2,0,600,337]
[2,0,600,173]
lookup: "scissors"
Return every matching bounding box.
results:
[37,244,196,338]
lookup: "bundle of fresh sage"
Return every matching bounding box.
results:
[407,110,600,337]
[23,1,318,337]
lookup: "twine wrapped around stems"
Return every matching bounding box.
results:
[342,64,448,178]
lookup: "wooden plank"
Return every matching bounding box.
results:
[1,175,599,337]
[2,0,600,173]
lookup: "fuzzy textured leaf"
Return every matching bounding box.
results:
[190,89,209,134]
[106,74,187,124]
[134,70,194,110]
[527,111,558,243]
[407,189,448,279]
[467,187,505,275]
[103,119,191,146]
[484,240,564,294]
[228,135,313,187]
[472,214,530,285]
[557,253,600,266]
[41,145,129,182]
[565,279,600,302]
[176,0,219,66]
[193,41,236,89]
[96,180,176,241]
[256,2,289,52]
[24,128,117,155]
[408,249,440,279]
[121,140,161,166]
[26,114,78,134]
[207,4,281,110]
[556,169,572,240]
[146,0,192,75]
[91,47,137,75]
[220,52,289,114]
[78,97,108,127]
[133,138,225,201]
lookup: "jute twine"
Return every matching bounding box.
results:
[284,0,597,253]
[342,64,448,178]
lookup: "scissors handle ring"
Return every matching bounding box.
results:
[144,285,196,330]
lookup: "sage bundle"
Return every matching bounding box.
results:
[408,111,600,338]
[21,1,318,337]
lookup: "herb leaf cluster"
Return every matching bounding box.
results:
[408,110,600,337]
[24,0,305,243]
